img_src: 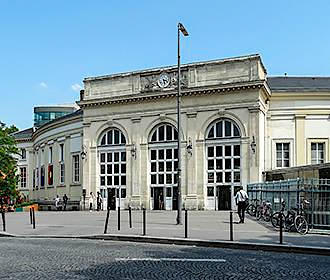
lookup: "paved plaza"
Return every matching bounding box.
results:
[0,238,329,280]
[1,210,329,248]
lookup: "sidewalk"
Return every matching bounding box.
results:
[1,210,329,249]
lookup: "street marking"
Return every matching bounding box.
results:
[116,258,226,262]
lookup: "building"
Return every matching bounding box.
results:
[13,54,330,210]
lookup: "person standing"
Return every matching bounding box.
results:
[62,194,68,211]
[89,192,95,212]
[55,195,60,211]
[235,186,249,223]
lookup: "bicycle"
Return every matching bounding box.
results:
[246,199,260,217]
[294,200,309,235]
[256,201,272,222]
[271,201,295,231]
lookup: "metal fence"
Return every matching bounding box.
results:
[247,178,330,229]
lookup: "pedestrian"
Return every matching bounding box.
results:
[89,192,95,212]
[55,195,60,211]
[235,186,249,223]
[62,194,68,211]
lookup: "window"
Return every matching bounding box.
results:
[49,147,53,164]
[207,119,240,139]
[311,143,324,164]
[20,167,27,188]
[72,155,80,183]
[276,143,290,168]
[21,149,26,160]
[48,164,53,185]
[100,128,126,146]
[150,124,178,142]
[40,166,45,187]
[59,144,65,184]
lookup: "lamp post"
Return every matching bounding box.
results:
[176,22,189,225]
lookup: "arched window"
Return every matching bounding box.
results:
[98,128,127,210]
[100,128,126,146]
[206,119,240,139]
[149,123,178,210]
[150,124,178,143]
[205,118,241,211]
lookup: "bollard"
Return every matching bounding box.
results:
[185,209,188,238]
[279,213,283,244]
[129,206,132,228]
[229,211,233,241]
[32,207,36,229]
[1,211,5,232]
[142,208,146,236]
[104,207,110,234]
[29,208,33,224]
[118,207,121,231]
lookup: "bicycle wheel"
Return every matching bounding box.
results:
[246,204,256,216]
[256,208,262,220]
[271,212,282,228]
[294,216,309,235]
[264,208,272,222]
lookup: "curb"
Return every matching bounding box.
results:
[3,233,329,256]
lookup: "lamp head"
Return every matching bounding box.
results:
[178,23,189,36]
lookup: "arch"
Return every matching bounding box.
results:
[206,118,241,139]
[144,117,185,144]
[149,123,178,143]
[97,127,127,146]
[95,121,129,146]
[198,112,247,141]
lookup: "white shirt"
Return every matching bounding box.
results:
[235,189,248,202]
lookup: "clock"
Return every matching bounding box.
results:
[157,73,170,88]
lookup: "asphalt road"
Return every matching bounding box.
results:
[0,238,329,280]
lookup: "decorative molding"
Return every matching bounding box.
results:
[141,71,188,92]
[159,113,166,121]
[186,111,197,118]
[131,116,141,123]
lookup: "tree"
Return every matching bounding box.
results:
[0,121,19,207]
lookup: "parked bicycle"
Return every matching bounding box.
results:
[256,201,272,222]
[294,199,309,235]
[246,199,260,217]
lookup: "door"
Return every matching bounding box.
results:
[153,187,164,210]
[217,186,231,210]
[107,188,116,210]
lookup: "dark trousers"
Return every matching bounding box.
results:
[237,201,246,222]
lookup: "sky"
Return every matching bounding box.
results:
[1,0,330,130]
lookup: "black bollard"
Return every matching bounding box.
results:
[279,213,283,244]
[229,211,233,241]
[142,208,146,236]
[29,208,33,224]
[104,208,110,234]
[1,211,5,232]
[118,207,120,231]
[185,209,188,238]
[129,206,132,228]
[32,207,36,229]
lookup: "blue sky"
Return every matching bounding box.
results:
[1,1,330,130]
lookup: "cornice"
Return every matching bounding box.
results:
[78,80,266,108]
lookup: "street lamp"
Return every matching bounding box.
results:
[176,22,189,225]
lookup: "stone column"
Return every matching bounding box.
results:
[195,140,205,210]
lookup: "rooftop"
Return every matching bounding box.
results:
[268,77,330,92]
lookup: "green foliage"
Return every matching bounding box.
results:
[0,121,19,204]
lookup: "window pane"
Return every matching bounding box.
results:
[114,164,119,174]
[284,160,289,167]
[100,153,105,163]
[234,172,240,182]
[216,172,222,183]
[225,121,231,137]
[159,149,164,160]
[174,149,178,159]
[233,124,240,136]
[159,162,164,172]
[234,158,240,169]
[121,188,126,198]
[151,174,156,184]
[151,131,157,142]
[166,149,172,159]
[174,130,178,140]
[121,133,126,144]
[107,130,113,144]
[101,165,105,174]
[166,187,172,197]
[114,152,119,162]
[216,146,222,157]
[216,159,222,169]
[166,125,172,140]
[311,143,317,150]
[216,122,222,137]
[159,126,164,141]
[225,172,231,182]
[225,146,231,156]
[114,130,120,144]
[151,162,157,172]
[101,135,106,145]
[174,161,178,171]
[207,187,214,197]
[121,176,126,186]
[107,176,112,185]
[166,162,172,171]
[107,153,112,162]
[166,174,172,184]
[208,173,214,183]
[283,143,289,150]
[208,127,214,138]
[121,164,126,174]
[114,176,119,185]
[208,147,214,157]
[107,164,112,174]
[225,159,231,169]
[234,145,240,156]
[277,160,282,167]
[159,174,164,184]
[100,176,105,186]
[208,160,214,170]
[151,150,157,160]
[121,152,126,162]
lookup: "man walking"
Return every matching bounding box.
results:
[235,186,248,223]
[62,194,68,211]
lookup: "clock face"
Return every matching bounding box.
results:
[158,73,170,88]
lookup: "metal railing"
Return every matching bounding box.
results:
[247,178,330,229]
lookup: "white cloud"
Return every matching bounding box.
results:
[39,82,48,88]
[71,83,83,92]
